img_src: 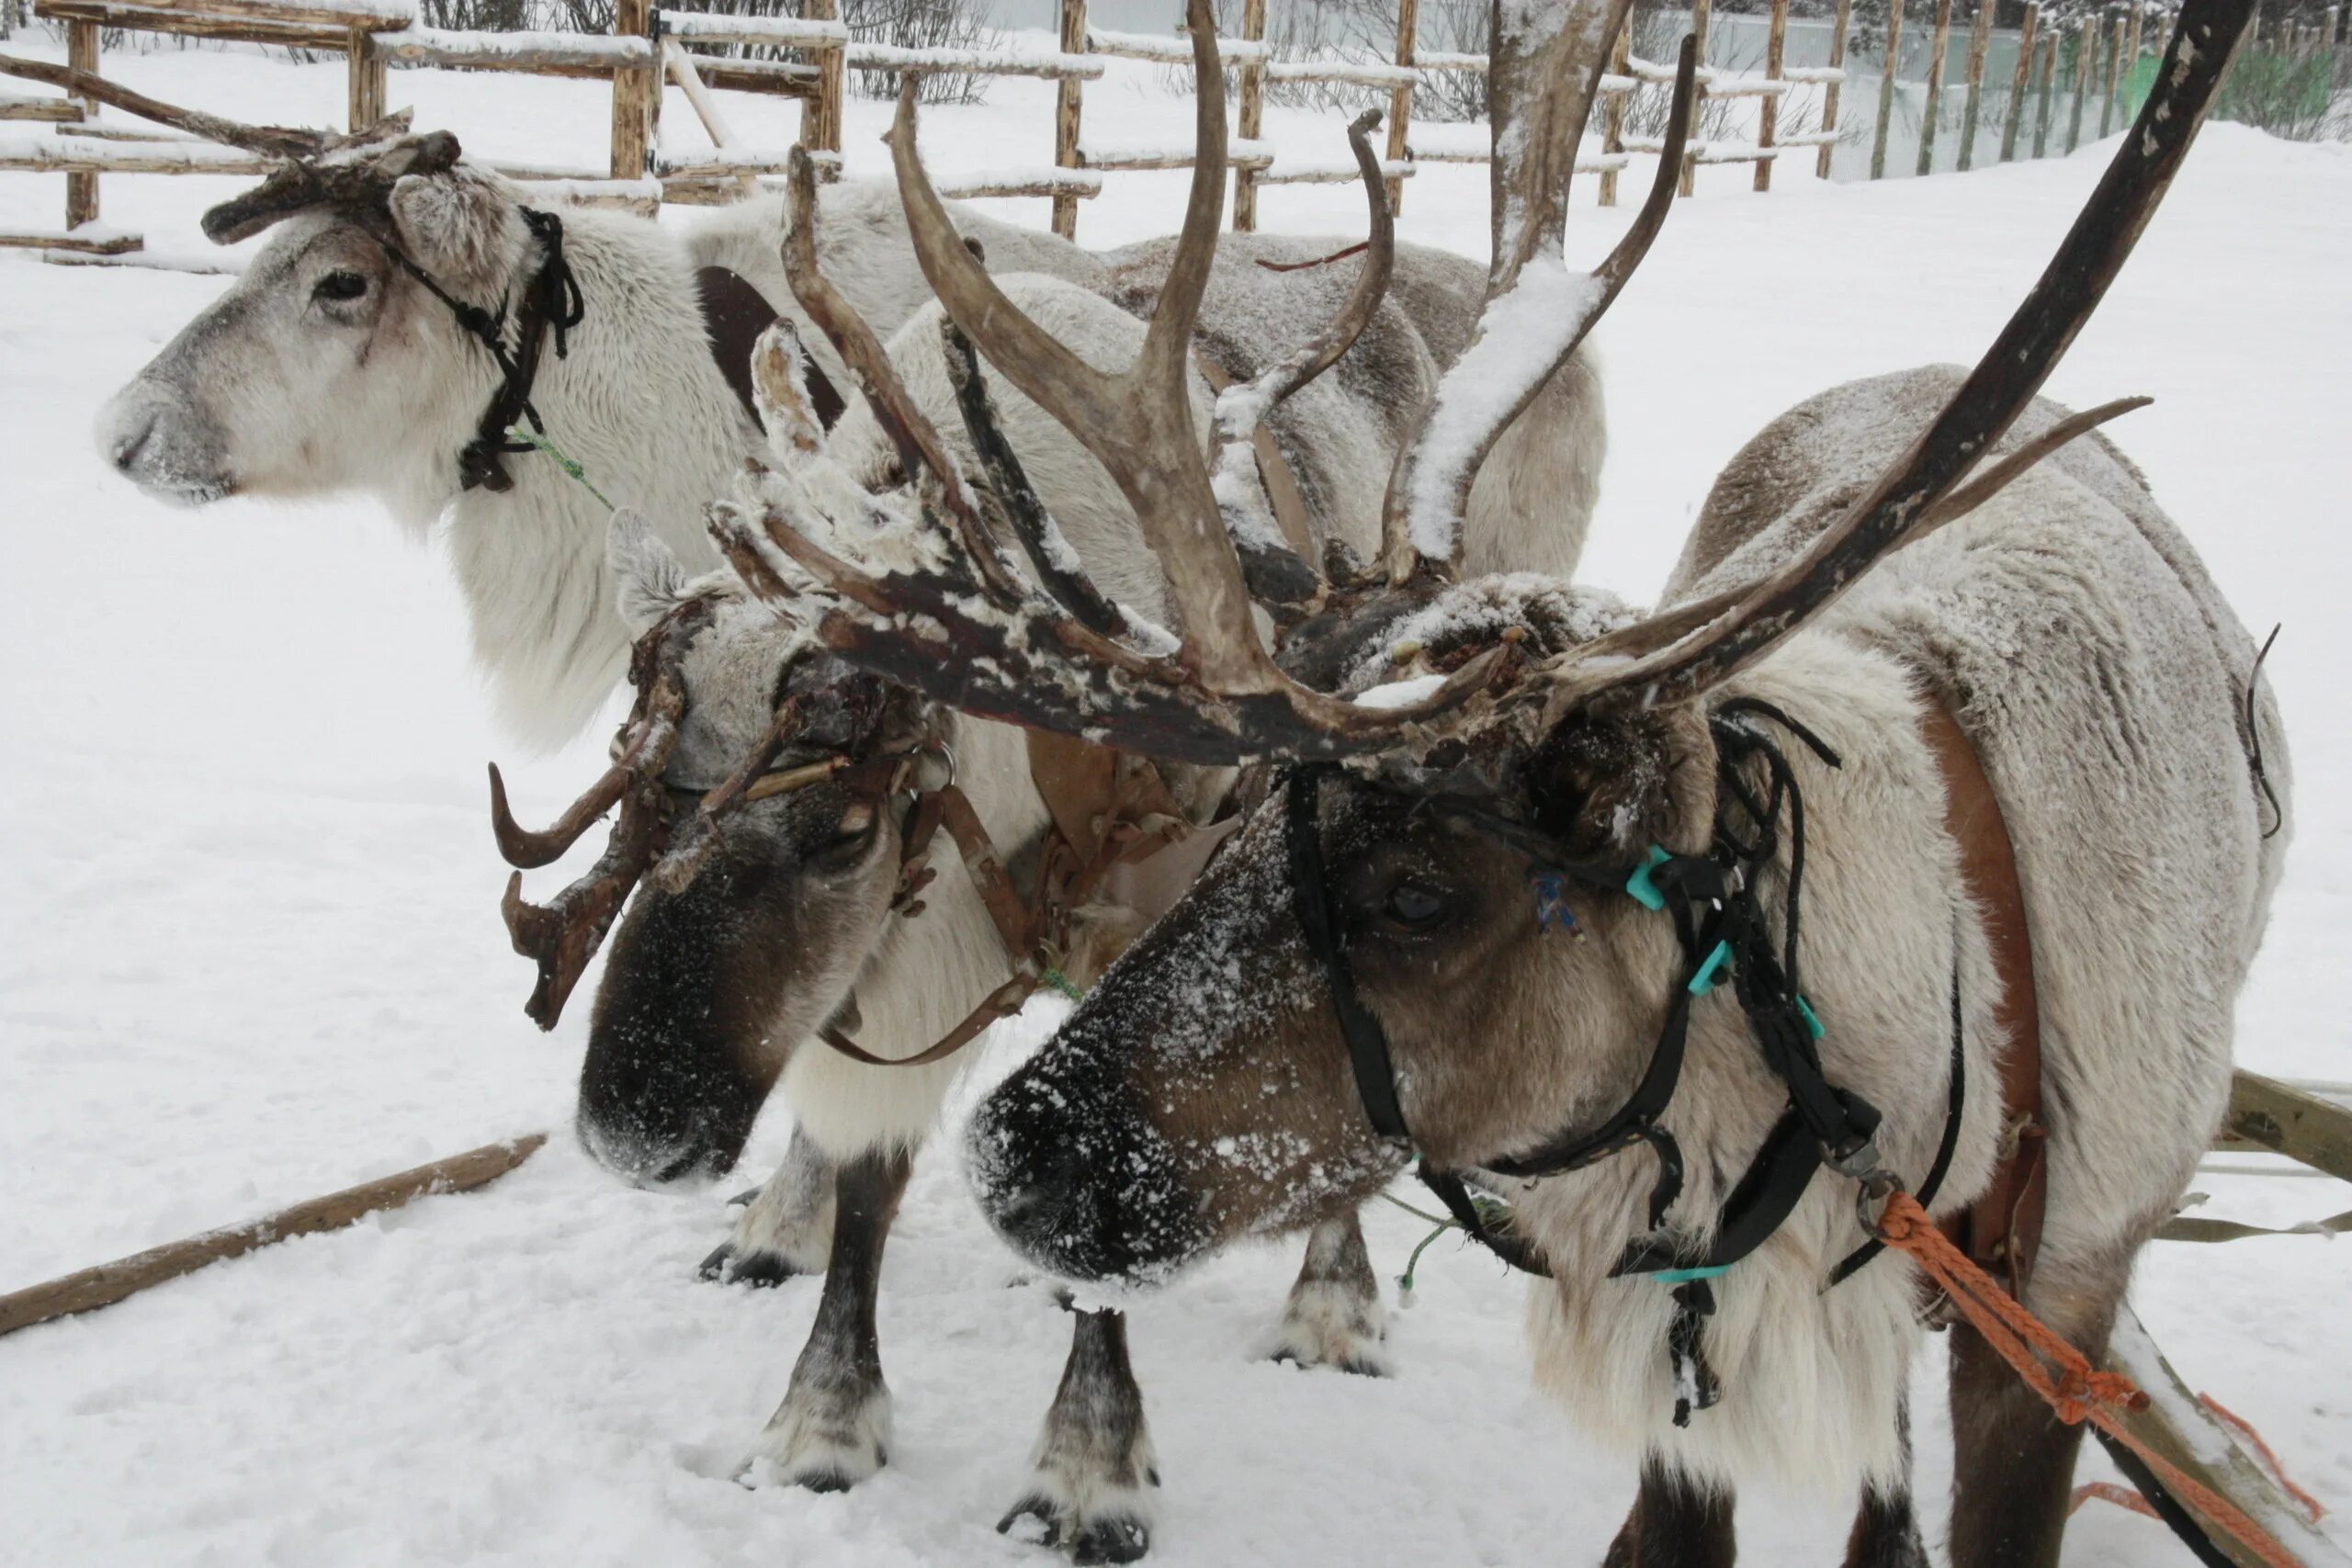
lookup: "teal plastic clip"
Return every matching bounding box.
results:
[1687,940,1734,996]
[1651,1263,1731,1285]
[1796,995,1825,1040]
[1625,845,1672,911]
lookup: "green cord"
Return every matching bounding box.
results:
[505,423,614,511]
[1041,967,1084,1002]
[1378,1188,1522,1301]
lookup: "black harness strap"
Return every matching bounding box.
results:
[1287,767,1411,1143]
[376,205,585,493]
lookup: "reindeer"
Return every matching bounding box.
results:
[695,0,2290,1562]
[490,53,1621,1542]
[90,99,1603,1307]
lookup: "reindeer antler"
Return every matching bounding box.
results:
[200,115,460,246]
[1524,0,2246,729]
[490,592,710,1030]
[718,0,1690,767]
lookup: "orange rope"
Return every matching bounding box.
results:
[1874,1191,2306,1568]
[2073,1480,2162,1520]
[2199,1393,2327,1523]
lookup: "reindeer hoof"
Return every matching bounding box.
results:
[1260,1280,1393,1377]
[745,1382,890,1492]
[998,1495,1152,1564]
[698,1242,808,1288]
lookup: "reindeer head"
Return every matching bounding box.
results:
[685,0,2241,1280]
[97,117,547,514]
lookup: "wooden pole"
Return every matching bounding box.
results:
[2100,10,2125,134]
[1680,0,1713,195]
[1600,17,1630,203]
[1384,0,1418,216]
[2033,28,2056,155]
[0,1135,547,1337]
[1755,0,1790,190]
[63,16,96,230]
[1917,0,1953,174]
[663,40,760,198]
[2064,14,2090,152]
[1957,0,1993,168]
[1871,0,1904,179]
[2123,1,2144,98]
[2002,0,2039,160]
[1051,0,1085,240]
[1232,0,1266,231]
[346,22,386,130]
[804,0,842,181]
[1817,0,1853,176]
[609,0,653,180]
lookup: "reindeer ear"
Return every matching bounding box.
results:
[1524,707,1714,864]
[608,509,691,636]
[388,163,521,296]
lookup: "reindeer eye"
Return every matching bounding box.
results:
[313,270,368,303]
[1382,882,1450,931]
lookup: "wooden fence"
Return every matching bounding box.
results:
[1864,0,2346,180]
[0,0,1861,261]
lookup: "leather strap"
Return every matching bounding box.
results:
[694,265,846,432]
[1920,701,2048,1301]
[1190,351,1317,563]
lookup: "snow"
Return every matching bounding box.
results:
[2,32,2349,1568]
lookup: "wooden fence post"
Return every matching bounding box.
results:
[1755,0,1789,190]
[1385,0,1418,216]
[2099,9,2124,134]
[1957,0,1992,169]
[2033,28,2056,155]
[1233,0,1266,231]
[805,0,842,179]
[347,24,387,129]
[64,17,97,229]
[609,0,654,180]
[1600,18,1630,204]
[2123,2,2144,97]
[1871,0,1904,179]
[1817,0,1853,177]
[2001,0,2039,160]
[1679,0,1713,196]
[2065,13,2091,152]
[1052,0,1085,240]
[1916,0,1953,174]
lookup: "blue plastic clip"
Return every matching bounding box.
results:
[1687,940,1734,996]
[1531,869,1577,933]
[1625,845,1672,911]
[1651,1263,1731,1285]
[1796,995,1825,1040]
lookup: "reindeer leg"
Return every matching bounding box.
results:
[1946,1265,2126,1568]
[744,1145,911,1492]
[1600,1460,1736,1568]
[1000,1308,1159,1565]
[1840,1397,1929,1568]
[1261,1208,1390,1376]
[703,1125,837,1287]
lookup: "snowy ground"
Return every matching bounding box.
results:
[1,39,2347,1568]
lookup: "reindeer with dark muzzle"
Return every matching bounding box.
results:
[733,0,2292,1562]
[488,39,1609,1554]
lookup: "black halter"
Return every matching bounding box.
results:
[1285,700,1968,1425]
[375,206,586,493]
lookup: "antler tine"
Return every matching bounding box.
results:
[886,0,1271,687]
[1205,108,1396,609]
[495,597,709,1029]
[488,761,631,869]
[1542,0,2248,726]
[1380,16,1689,586]
[0,53,326,160]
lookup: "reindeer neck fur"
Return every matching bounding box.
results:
[414,202,753,749]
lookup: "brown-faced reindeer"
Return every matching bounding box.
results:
[488,42,1622,1552]
[710,0,2291,1562]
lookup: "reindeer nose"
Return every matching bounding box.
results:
[988,1139,1090,1240]
[108,411,156,473]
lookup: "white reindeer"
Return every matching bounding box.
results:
[720,4,2295,1564]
